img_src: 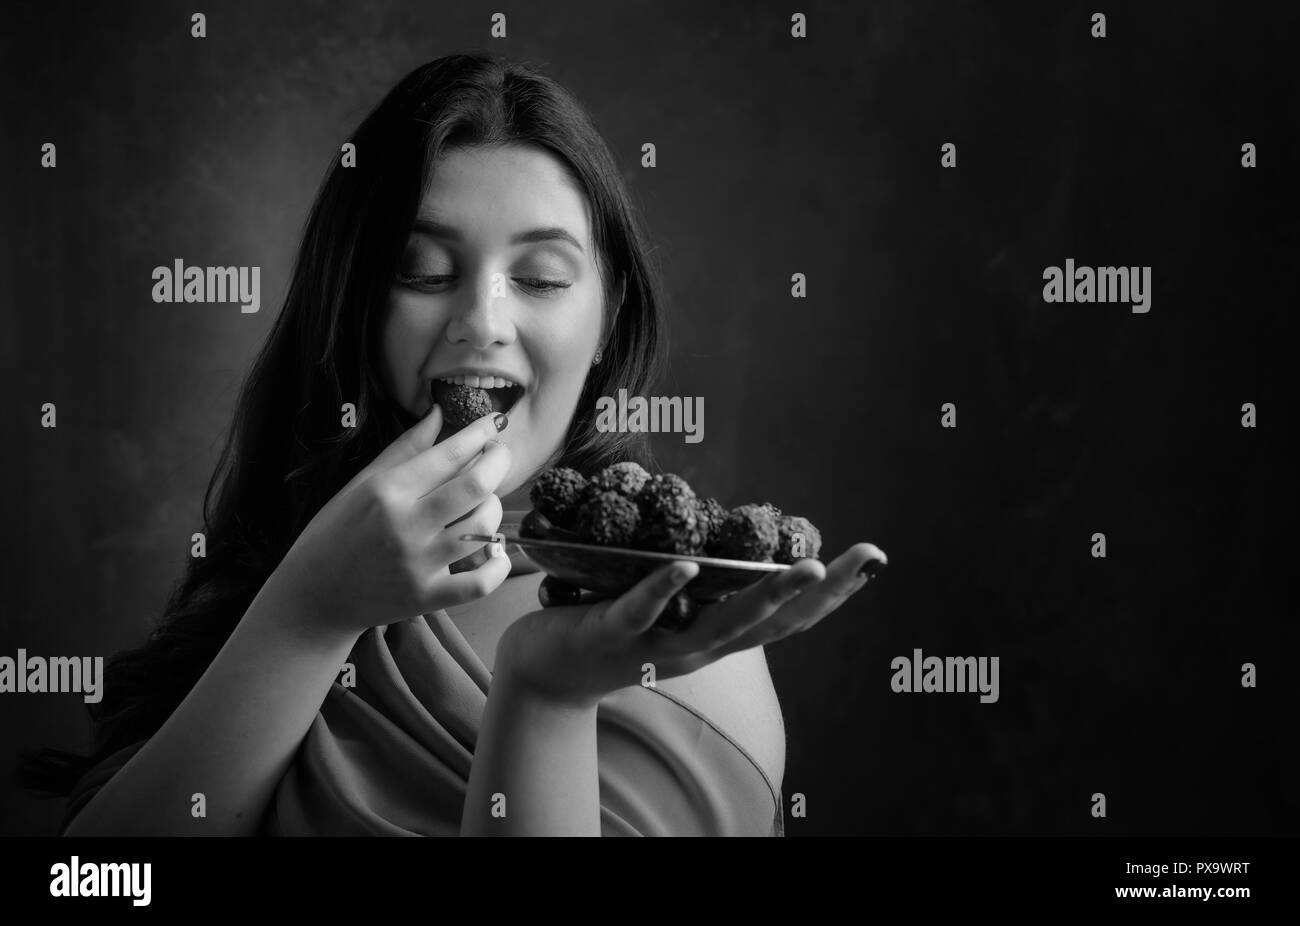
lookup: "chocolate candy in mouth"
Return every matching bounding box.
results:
[435,382,494,430]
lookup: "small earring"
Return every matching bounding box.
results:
[592,349,602,366]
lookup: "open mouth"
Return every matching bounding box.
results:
[431,374,525,420]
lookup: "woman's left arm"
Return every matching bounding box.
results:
[462,543,883,836]
[461,673,602,836]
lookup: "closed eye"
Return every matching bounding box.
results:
[396,274,572,294]
[516,278,571,293]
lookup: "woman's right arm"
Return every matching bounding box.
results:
[64,404,514,836]
[62,572,360,836]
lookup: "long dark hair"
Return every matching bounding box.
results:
[19,51,666,797]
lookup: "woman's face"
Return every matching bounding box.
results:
[380,143,607,503]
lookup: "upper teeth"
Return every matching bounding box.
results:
[437,374,516,389]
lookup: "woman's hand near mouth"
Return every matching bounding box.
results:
[62,405,515,837]
[273,402,515,636]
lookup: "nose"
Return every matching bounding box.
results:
[445,273,516,350]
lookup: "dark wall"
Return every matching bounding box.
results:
[2,0,1296,835]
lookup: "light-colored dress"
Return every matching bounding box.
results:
[61,511,784,836]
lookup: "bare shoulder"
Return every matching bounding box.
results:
[654,646,786,794]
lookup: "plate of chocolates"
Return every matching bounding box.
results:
[464,462,824,629]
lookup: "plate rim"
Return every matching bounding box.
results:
[462,533,793,572]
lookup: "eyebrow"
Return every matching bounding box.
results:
[411,218,585,254]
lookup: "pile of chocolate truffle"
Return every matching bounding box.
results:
[527,462,822,564]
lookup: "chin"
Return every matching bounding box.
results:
[498,474,528,504]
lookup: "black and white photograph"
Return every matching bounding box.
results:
[1,0,1296,909]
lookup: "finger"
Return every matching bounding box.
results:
[343,402,445,493]
[727,584,864,652]
[673,558,825,650]
[795,543,885,605]
[775,546,887,631]
[716,545,888,655]
[388,410,509,496]
[602,561,700,637]
[769,544,882,625]
[423,543,514,609]
[422,439,512,526]
[427,492,504,567]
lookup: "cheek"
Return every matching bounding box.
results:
[381,298,433,400]
[528,314,600,408]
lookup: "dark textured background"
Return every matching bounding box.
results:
[2,0,1297,836]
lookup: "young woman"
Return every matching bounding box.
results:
[22,52,886,836]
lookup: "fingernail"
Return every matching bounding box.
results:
[671,562,696,582]
[858,559,886,580]
[489,542,505,558]
[539,575,581,607]
[493,413,508,432]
